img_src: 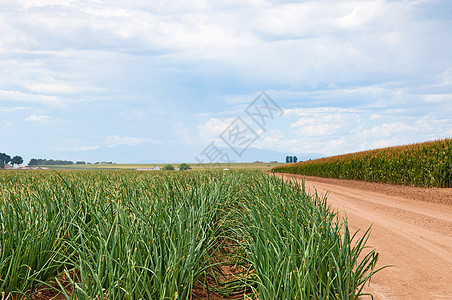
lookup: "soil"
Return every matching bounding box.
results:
[275,173,452,300]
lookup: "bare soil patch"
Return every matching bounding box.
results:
[276,173,452,300]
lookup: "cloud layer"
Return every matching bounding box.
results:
[0,0,451,163]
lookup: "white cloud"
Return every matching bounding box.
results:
[447,128,452,136]
[295,123,341,137]
[439,68,452,87]
[72,145,101,152]
[342,86,386,95]
[0,106,30,112]
[424,94,452,103]
[173,122,191,137]
[354,116,452,152]
[335,1,385,29]
[20,76,105,95]
[0,90,64,107]
[16,0,75,9]
[286,107,359,117]
[1,0,449,90]
[252,100,452,156]
[363,122,414,138]
[0,0,450,162]
[24,114,51,123]
[24,82,75,94]
[197,118,232,139]
[369,139,397,149]
[1,120,12,127]
[288,107,359,137]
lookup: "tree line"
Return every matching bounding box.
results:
[28,159,75,166]
[0,152,24,168]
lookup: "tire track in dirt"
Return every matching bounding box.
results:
[276,173,452,300]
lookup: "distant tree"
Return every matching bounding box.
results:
[286,156,290,163]
[289,156,293,163]
[178,163,191,171]
[293,156,298,163]
[76,161,86,164]
[27,158,74,166]
[11,156,23,166]
[0,153,11,165]
[163,164,175,170]
[0,161,4,168]
[28,158,38,166]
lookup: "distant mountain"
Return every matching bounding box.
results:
[23,142,325,164]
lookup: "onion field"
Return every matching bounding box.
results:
[0,170,381,299]
[273,138,452,188]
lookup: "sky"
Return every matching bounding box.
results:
[0,0,451,164]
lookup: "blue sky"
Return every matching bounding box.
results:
[1,0,451,164]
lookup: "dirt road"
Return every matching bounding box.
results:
[276,174,452,300]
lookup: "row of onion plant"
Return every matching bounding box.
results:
[0,170,382,299]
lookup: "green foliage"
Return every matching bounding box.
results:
[227,176,382,299]
[178,163,191,170]
[0,152,11,165]
[163,164,175,170]
[11,156,23,166]
[0,170,381,299]
[0,171,227,298]
[273,138,452,188]
[28,158,74,166]
[1,153,23,167]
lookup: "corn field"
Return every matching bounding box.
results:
[0,170,381,299]
[273,138,452,188]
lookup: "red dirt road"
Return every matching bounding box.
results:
[276,174,452,300]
